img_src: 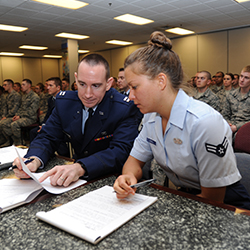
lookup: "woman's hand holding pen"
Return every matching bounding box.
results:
[12,157,41,179]
[113,173,138,199]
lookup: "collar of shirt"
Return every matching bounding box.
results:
[147,89,188,130]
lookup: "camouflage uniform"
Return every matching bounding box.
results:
[38,92,50,123]
[0,90,21,144]
[2,90,39,145]
[211,84,224,94]
[1,90,21,118]
[219,88,235,112]
[193,87,221,112]
[222,88,250,131]
[0,94,5,118]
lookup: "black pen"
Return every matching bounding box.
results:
[9,158,35,171]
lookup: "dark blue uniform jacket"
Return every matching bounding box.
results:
[25,88,142,180]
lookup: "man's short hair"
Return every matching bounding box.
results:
[22,78,32,85]
[3,79,14,86]
[78,53,110,81]
[216,71,224,77]
[14,82,21,88]
[47,77,62,89]
[62,77,69,83]
[242,65,250,73]
[199,71,211,80]
[36,82,44,91]
[119,68,124,72]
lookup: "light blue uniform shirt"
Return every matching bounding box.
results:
[131,89,241,189]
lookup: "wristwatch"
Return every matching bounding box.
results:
[77,161,88,179]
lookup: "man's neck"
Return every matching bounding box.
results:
[240,86,250,95]
[8,88,13,94]
[216,82,223,87]
[197,86,208,93]
[53,90,60,97]
[24,89,31,94]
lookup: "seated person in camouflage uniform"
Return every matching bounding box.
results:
[219,73,235,111]
[193,71,220,112]
[35,82,49,123]
[0,79,22,146]
[1,79,40,147]
[222,65,250,134]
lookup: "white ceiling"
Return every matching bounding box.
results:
[0,0,250,57]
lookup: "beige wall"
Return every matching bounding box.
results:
[228,26,250,74]
[0,56,61,85]
[1,26,249,85]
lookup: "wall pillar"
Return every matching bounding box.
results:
[61,39,78,87]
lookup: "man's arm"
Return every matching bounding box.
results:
[7,92,21,118]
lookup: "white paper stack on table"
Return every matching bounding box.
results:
[0,145,28,170]
[36,185,158,244]
[0,149,86,213]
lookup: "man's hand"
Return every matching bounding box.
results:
[38,163,85,187]
[12,115,20,121]
[13,157,41,179]
[229,123,237,133]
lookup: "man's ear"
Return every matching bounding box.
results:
[106,77,113,91]
[74,72,77,81]
[157,73,168,90]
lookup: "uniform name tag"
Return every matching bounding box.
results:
[147,137,156,145]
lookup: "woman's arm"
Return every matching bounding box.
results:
[113,155,145,199]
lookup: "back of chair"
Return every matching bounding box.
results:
[235,153,250,195]
[234,122,250,154]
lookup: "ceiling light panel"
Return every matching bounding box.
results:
[0,52,24,56]
[106,40,133,46]
[43,55,62,58]
[78,50,89,53]
[165,27,195,35]
[235,0,250,3]
[55,32,89,40]
[114,14,154,25]
[19,45,48,50]
[32,0,89,9]
[0,24,28,32]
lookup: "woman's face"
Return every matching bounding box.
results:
[125,66,160,114]
[223,74,232,88]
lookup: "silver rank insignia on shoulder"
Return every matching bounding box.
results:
[173,138,182,145]
[59,91,66,96]
[123,96,130,102]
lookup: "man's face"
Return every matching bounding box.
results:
[47,80,60,96]
[239,71,250,91]
[13,84,20,92]
[62,80,69,91]
[196,72,210,89]
[117,70,129,92]
[194,72,199,85]
[21,81,30,93]
[232,75,239,86]
[3,81,11,92]
[215,73,223,85]
[35,85,42,95]
[75,62,112,108]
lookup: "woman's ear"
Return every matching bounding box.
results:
[157,73,167,90]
